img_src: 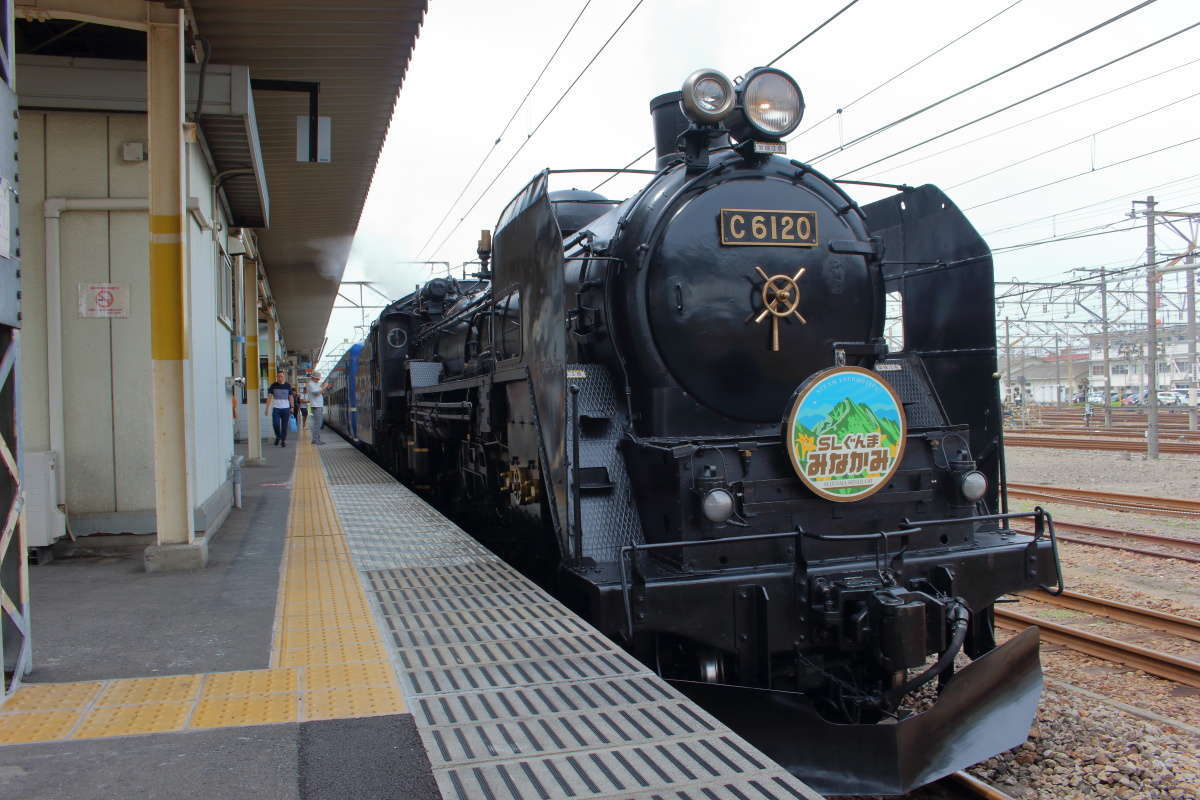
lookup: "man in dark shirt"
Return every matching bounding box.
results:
[266,371,295,447]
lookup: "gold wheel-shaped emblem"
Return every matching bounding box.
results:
[753,266,807,351]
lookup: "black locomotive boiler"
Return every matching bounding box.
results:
[327,66,1063,795]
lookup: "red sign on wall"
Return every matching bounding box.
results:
[78,282,130,318]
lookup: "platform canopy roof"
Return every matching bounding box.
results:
[192,0,427,361]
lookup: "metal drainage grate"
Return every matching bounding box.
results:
[317,436,822,800]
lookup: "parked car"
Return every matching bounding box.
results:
[1156,391,1181,406]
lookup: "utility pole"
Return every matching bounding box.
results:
[1188,257,1197,431]
[1005,318,1012,406]
[1135,195,1160,459]
[1054,334,1062,407]
[1100,267,1112,429]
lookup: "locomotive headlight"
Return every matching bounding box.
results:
[960,470,988,503]
[681,68,735,124]
[739,67,804,139]
[701,488,735,524]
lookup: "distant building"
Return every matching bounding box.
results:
[999,351,1088,404]
[998,322,1198,403]
[1086,323,1197,393]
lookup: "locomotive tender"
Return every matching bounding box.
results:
[326,66,1063,795]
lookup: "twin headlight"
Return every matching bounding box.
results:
[679,66,804,141]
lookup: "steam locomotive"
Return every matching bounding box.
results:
[326,66,1063,795]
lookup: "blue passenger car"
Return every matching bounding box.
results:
[324,343,363,441]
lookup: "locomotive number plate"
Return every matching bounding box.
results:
[719,209,818,247]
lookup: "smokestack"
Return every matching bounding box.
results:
[650,91,732,170]
[650,92,688,170]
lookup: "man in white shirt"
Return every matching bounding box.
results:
[307,372,326,445]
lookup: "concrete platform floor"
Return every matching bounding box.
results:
[26,443,295,682]
[0,439,438,799]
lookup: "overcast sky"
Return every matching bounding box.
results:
[321,0,1200,361]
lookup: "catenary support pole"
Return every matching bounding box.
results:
[1187,260,1197,432]
[1005,318,1012,406]
[1142,196,1160,459]
[146,8,196,548]
[1101,267,1112,430]
[1054,334,1061,407]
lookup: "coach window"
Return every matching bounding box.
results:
[497,289,521,360]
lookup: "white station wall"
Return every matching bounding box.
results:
[19,109,235,526]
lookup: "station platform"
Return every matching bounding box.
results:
[0,436,821,800]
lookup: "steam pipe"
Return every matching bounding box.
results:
[885,599,969,707]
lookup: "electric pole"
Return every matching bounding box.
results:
[1134,195,1160,459]
[1005,318,1012,406]
[1101,267,1112,429]
[1054,334,1062,407]
[1187,257,1197,431]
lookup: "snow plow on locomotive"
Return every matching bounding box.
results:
[336,67,1064,795]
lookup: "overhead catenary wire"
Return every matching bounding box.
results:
[414,0,593,260]
[891,226,1180,285]
[994,251,1184,298]
[982,170,1200,236]
[789,0,1027,143]
[592,146,655,192]
[592,0,871,194]
[835,18,1200,177]
[429,0,646,260]
[805,0,1162,167]
[945,90,1200,191]
[857,54,1200,181]
[766,0,863,67]
[965,134,1200,211]
[991,222,1144,253]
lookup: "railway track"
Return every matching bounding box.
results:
[1004,433,1200,455]
[938,771,1017,800]
[995,605,1200,689]
[1006,426,1200,441]
[1020,590,1200,643]
[1011,520,1200,564]
[1006,483,1200,517]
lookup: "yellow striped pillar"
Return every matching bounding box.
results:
[242,256,263,463]
[147,9,195,546]
[267,315,278,382]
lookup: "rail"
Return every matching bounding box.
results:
[1013,520,1200,564]
[1004,433,1200,455]
[1019,589,1200,643]
[1007,484,1200,517]
[943,770,1019,800]
[995,606,1200,688]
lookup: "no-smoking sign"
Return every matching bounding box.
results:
[79,283,130,318]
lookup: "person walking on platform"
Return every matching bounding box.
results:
[267,370,296,447]
[307,371,326,445]
[296,378,309,429]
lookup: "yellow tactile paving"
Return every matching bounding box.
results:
[279,642,390,668]
[74,702,192,738]
[202,668,298,698]
[190,695,299,728]
[0,681,102,711]
[304,662,397,691]
[279,625,380,650]
[303,687,407,721]
[95,675,203,706]
[0,710,83,744]
[0,440,408,746]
